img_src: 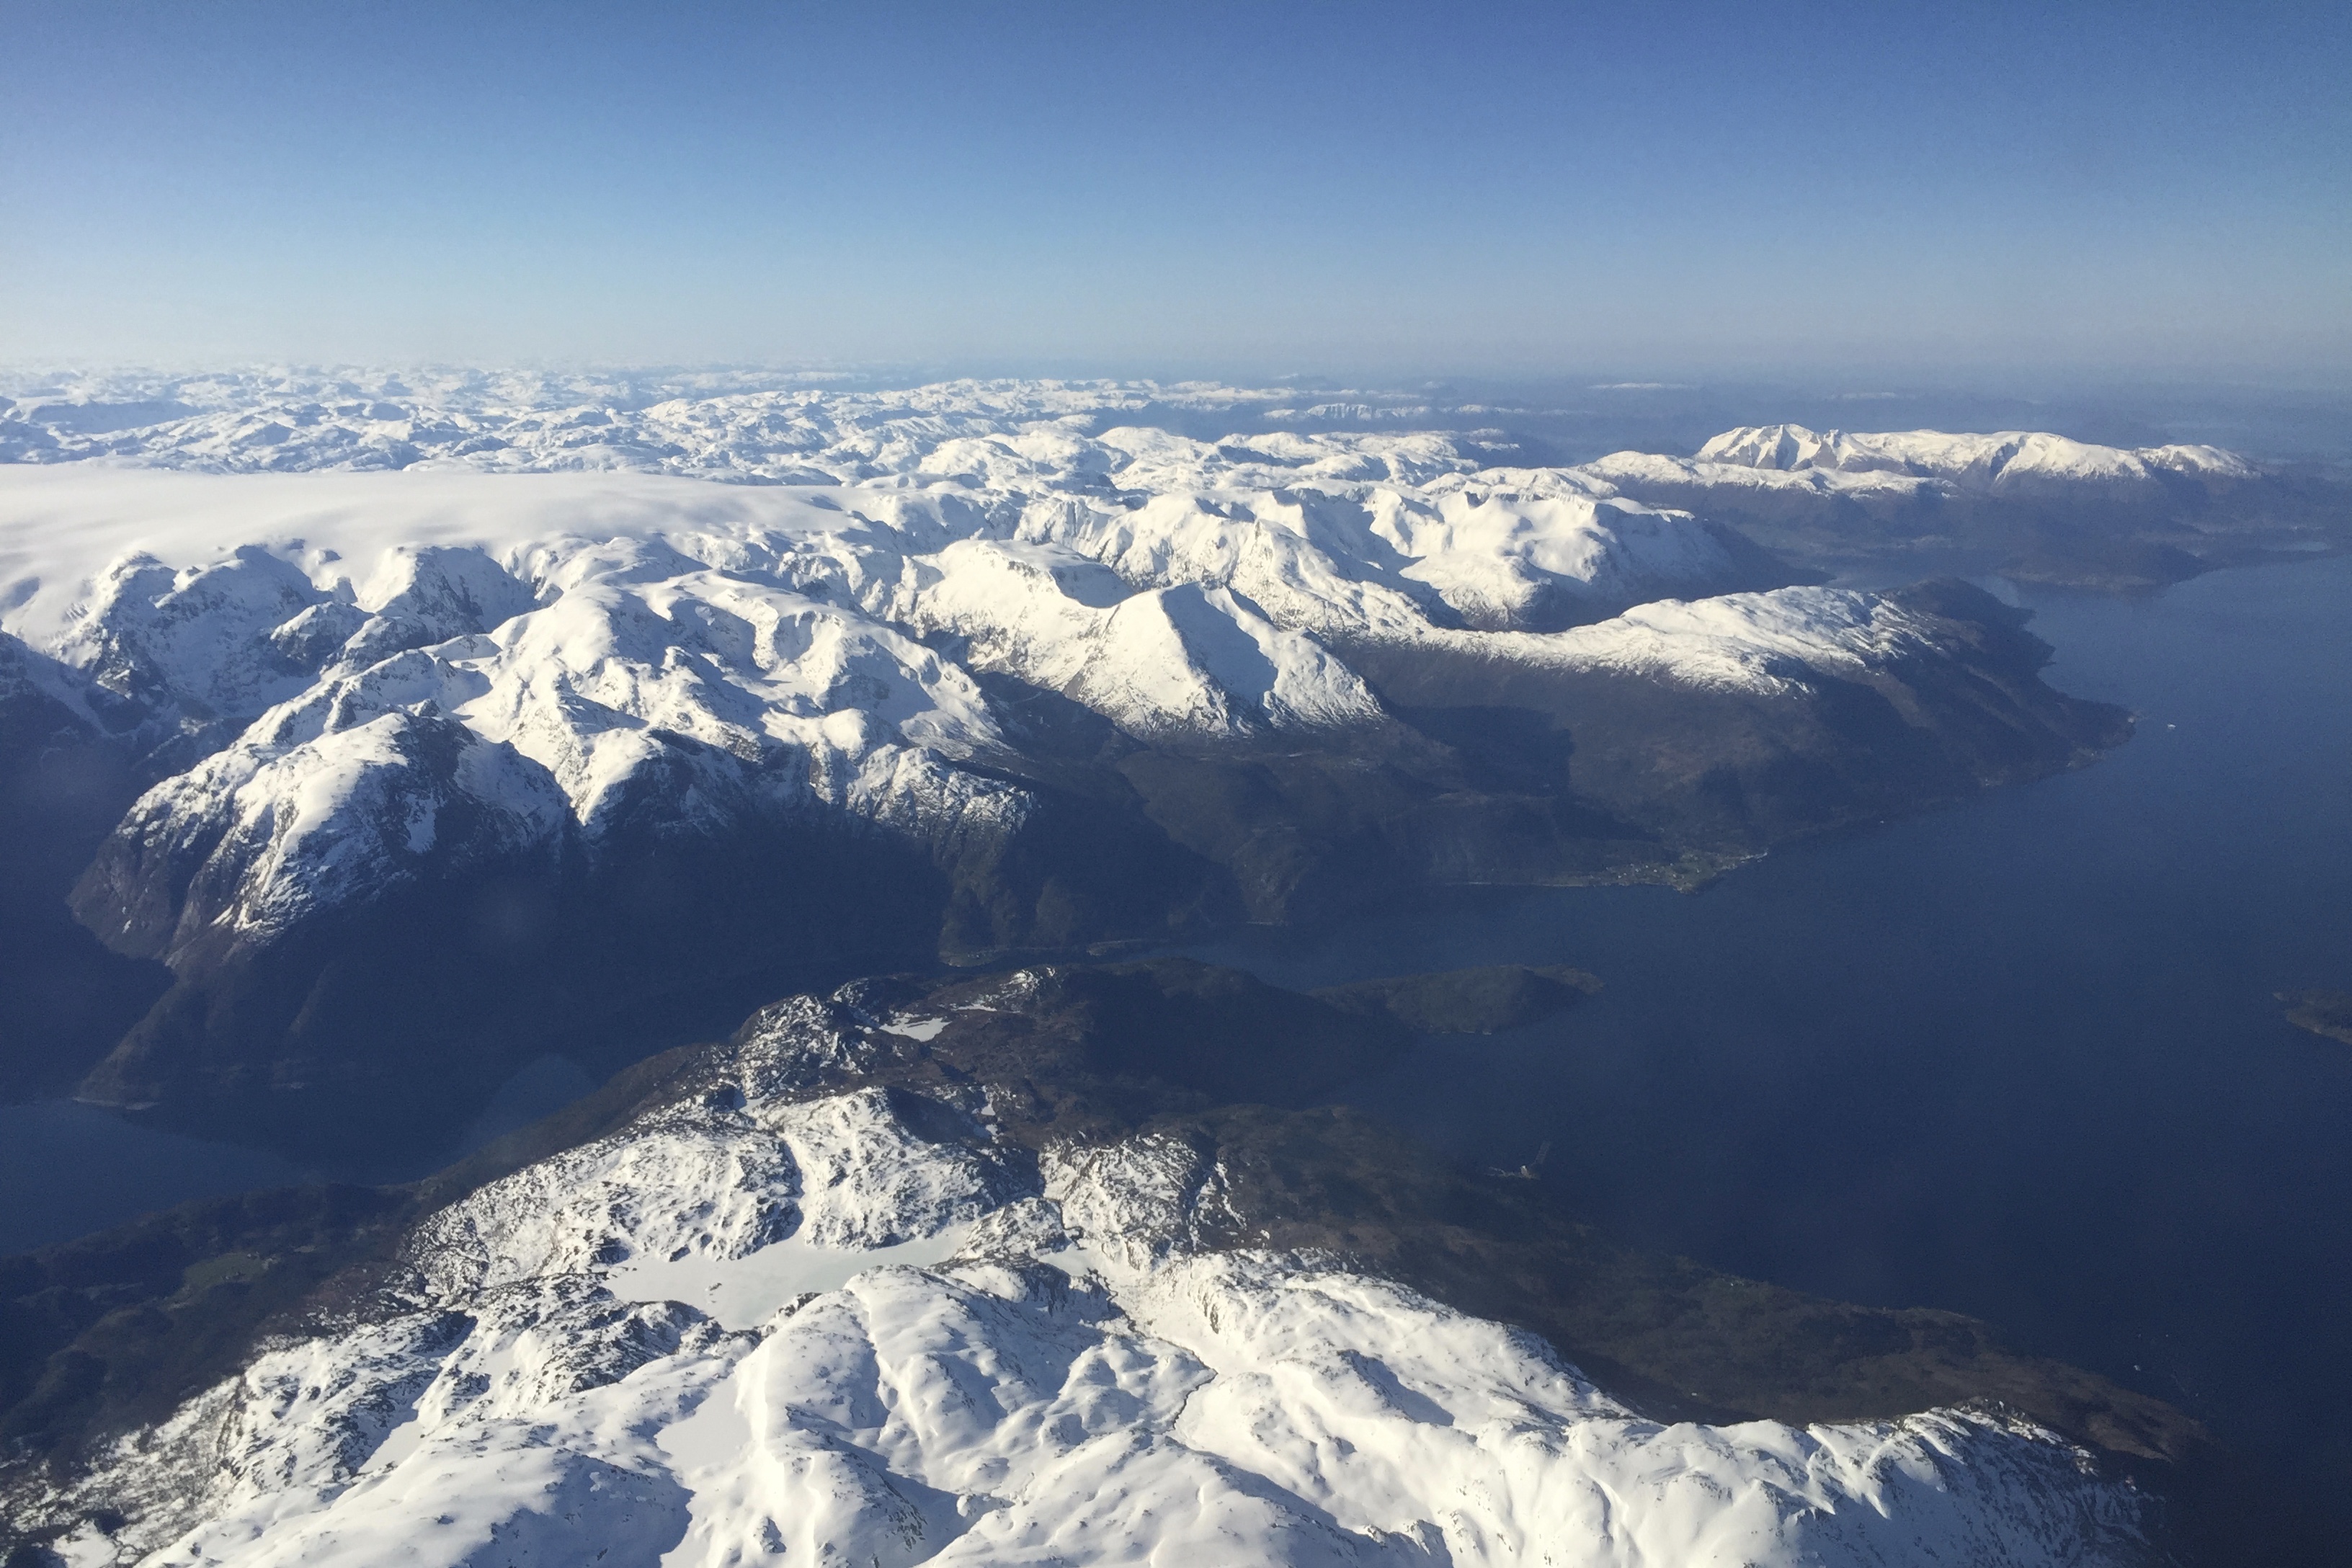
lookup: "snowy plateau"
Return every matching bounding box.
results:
[7,968,2165,1568]
[0,371,2262,1566]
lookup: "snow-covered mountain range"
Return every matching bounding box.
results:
[4,465,2046,958]
[0,368,2261,503]
[4,961,2180,1567]
[0,375,2164,1149]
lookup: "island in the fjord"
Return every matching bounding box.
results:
[1314,962,1602,1034]
[2278,989,2352,1045]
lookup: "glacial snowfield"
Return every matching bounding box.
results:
[20,979,2155,1568]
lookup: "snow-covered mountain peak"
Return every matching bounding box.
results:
[57,545,331,722]
[1368,476,1780,632]
[896,537,1389,744]
[353,541,537,623]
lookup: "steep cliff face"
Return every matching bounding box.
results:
[0,635,171,1099]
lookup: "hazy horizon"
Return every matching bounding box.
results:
[12,360,2351,465]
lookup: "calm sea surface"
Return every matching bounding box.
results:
[1186,551,2352,1488]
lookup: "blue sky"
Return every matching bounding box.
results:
[3,0,2346,379]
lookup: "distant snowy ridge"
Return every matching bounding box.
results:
[0,404,1783,640]
[2,371,2278,613]
[19,982,2156,1568]
[1695,424,2255,489]
[1580,422,2268,522]
[0,370,2263,499]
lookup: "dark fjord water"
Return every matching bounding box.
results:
[1187,551,2352,1493]
[0,1052,595,1255]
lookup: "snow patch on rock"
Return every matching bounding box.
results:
[900,538,1388,743]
